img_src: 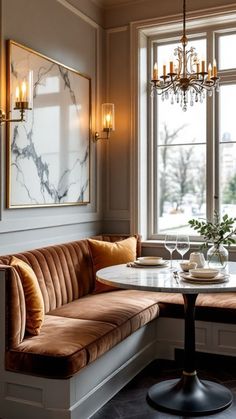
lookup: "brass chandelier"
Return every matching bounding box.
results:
[151,0,220,111]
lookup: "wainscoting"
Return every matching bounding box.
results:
[155,318,236,359]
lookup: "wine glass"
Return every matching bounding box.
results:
[176,235,190,262]
[164,234,177,269]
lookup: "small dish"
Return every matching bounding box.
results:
[189,268,219,279]
[137,256,163,265]
[180,272,228,284]
[180,262,197,272]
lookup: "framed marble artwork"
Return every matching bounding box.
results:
[7,40,91,208]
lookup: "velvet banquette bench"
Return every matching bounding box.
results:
[0,234,163,419]
[0,234,236,419]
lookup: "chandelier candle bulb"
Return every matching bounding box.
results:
[196,62,200,74]
[213,59,217,77]
[201,60,205,73]
[169,61,174,73]
[163,64,167,77]
[208,63,212,80]
[153,62,158,80]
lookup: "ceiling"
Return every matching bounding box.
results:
[92,0,143,8]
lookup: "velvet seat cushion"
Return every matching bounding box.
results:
[6,290,160,378]
[150,292,236,323]
[49,289,160,328]
[6,315,109,379]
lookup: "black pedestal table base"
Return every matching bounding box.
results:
[147,293,233,416]
[147,372,233,416]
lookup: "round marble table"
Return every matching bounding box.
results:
[96,262,236,416]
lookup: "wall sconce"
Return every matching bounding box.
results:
[94,103,115,141]
[0,73,32,125]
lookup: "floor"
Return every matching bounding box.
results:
[91,357,236,419]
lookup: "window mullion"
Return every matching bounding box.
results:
[206,30,216,222]
[214,30,220,217]
[148,42,157,239]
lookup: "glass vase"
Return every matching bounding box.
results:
[207,244,228,269]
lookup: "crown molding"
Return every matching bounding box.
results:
[57,0,100,28]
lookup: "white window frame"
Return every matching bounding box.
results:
[130,6,236,244]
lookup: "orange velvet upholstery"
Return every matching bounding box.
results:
[0,239,95,315]
[10,256,44,335]
[6,290,160,378]
[1,234,161,379]
[154,292,236,323]
[88,236,137,293]
[2,234,235,380]
[3,266,26,349]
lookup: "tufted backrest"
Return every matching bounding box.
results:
[0,239,94,314]
[1,234,141,348]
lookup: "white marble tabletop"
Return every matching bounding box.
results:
[96,262,236,294]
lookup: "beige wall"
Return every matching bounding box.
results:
[0,0,105,253]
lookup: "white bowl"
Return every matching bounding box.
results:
[180,262,197,272]
[137,256,163,265]
[189,268,219,279]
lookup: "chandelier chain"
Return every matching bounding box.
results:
[183,0,186,39]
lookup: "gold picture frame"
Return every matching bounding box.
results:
[7,40,91,208]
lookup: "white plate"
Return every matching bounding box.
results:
[137,256,163,265]
[134,259,168,267]
[180,272,229,284]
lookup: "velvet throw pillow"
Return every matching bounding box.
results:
[10,256,44,335]
[88,236,137,294]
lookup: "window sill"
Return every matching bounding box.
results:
[141,240,236,253]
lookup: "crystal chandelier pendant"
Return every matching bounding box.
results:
[150,0,220,111]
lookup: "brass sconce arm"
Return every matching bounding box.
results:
[0,108,30,125]
[94,128,111,141]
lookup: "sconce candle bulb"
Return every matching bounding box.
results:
[104,113,111,130]
[15,86,20,102]
[94,103,115,141]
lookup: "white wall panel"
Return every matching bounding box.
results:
[103,27,130,228]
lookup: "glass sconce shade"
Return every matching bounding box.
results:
[94,102,115,141]
[13,70,33,111]
[102,103,115,132]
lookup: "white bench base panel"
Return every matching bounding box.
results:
[156,317,236,360]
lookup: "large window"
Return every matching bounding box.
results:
[144,24,236,240]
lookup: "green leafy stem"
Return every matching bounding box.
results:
[188,211,236,250]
